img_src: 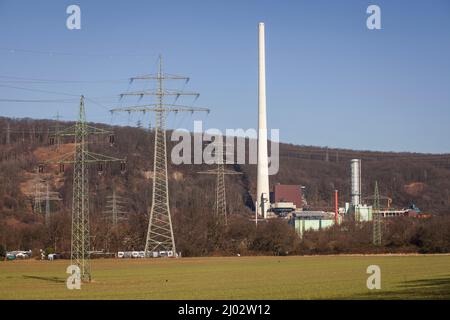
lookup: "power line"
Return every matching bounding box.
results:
[0,98,80,103]
[0,75,129,84]
[0,84,79,97]
[0,47,155,58]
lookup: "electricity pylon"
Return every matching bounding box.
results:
[373,181,382,246]
[33,173,44,214]
[42,95,125,282]
[48,111,62,149]
[103,187,128,227]
[111,55,209,257]
[198,141,241,226]
[31,171,61,219]
[45,183,50,224]
[43,182,61,224]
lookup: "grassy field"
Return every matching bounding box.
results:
[0,255,449,299]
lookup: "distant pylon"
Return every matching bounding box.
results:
[103,187,128,227]
[45,182,50,225]
[111,55,209,257]
[34,170,43,214]
[198,141,241,226]
[216,160,226,224]
[31,174,61,221]
[373,181,382,246]
[53,111,62,149]
[48,111,63,149]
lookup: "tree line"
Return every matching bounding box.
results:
[0,117,449,257]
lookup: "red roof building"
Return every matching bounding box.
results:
[273,184,303,208]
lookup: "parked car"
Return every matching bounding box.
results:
[159,251,167,257]
[15,252,28,259]
[47,253,61,260]
[6,253,16,261]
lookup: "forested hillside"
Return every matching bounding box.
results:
[1,117,449,256]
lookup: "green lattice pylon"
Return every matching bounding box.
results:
[372,181,382,246]
[42,96,124,281]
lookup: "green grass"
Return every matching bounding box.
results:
[0,255,449,299]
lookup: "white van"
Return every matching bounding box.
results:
[16,252,28,259]
[159,251,167,257]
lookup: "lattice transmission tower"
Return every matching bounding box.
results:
[198,141,241,226]
[33,173,44,214]
[48,111,62,149]
[42,96,125,281]
[372,181,382,246]
[31,171,61,222]
[111,55,209,257]
[103,187,128,227]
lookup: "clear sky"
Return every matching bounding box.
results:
[0,0,449,153]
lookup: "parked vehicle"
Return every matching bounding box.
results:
[6,253,16,261]
[159,251,167,257]
[47,253,61,260]
[6,250,31,260]
[16,252,28,259]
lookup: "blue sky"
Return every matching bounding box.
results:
[0,0,449,153]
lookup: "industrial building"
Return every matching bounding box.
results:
[269,184,305,216]
[293,211,337,238]
[354,204,372,222]
[267,184,338,237]
[271,184,303,208]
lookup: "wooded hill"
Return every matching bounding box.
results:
[0,116,449,256]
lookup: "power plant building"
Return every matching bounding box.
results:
[272,184,303,208]
[294,211,336,238]
[355,204,373,222]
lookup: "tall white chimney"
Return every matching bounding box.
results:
[257,22,270,219]
[350,159,362,206]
